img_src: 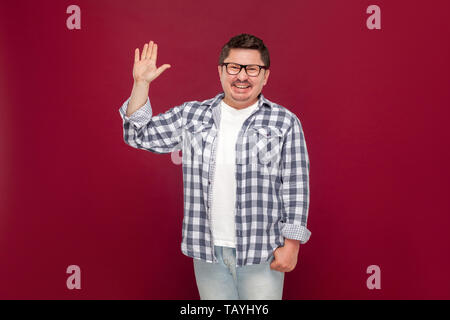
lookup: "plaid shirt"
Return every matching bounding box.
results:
[119,92,311,266]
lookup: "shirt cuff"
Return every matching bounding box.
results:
[280,222,311,244]
[118,96,152,129]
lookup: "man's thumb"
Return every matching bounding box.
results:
[156,64,171,77]
[270,259,277,270]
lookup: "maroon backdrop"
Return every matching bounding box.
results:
[1,0,449,299]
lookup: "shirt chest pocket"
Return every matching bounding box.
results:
[237,125,284,166]
[183,122,214,163]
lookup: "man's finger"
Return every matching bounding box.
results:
[134,48,139,64]
[151,43,158,62]
[141,43,148,61]
[146,41,154,60]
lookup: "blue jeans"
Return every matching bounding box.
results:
[193,246,285,300]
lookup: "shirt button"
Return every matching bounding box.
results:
[208,180,211,185]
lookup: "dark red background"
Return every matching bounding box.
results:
[1,0,449,299]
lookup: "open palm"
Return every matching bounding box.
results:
[133,41,171,84]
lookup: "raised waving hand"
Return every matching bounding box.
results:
[133,41,171,84]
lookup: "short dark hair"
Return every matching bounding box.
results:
[219,33,270,68]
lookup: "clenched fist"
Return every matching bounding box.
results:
[270,238,300,272]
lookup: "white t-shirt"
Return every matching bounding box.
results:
[210,99,259,248]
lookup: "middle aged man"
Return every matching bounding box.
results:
[118,34,311,300]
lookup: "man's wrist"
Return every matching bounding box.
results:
[133,80,150,88]
[284,238,300,248]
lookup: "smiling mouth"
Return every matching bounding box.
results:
[233,83,251,89]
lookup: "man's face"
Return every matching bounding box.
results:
[218,48,270,109]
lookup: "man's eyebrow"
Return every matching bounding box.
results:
[224,62,259,66]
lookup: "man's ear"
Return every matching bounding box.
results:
[218,65,223,78]
[263,69,270,86]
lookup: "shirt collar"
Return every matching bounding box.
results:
[209,92,271,110]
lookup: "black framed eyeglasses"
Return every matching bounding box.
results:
[221,62,268,77]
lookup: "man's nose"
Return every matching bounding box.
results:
[237,67,249,81]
